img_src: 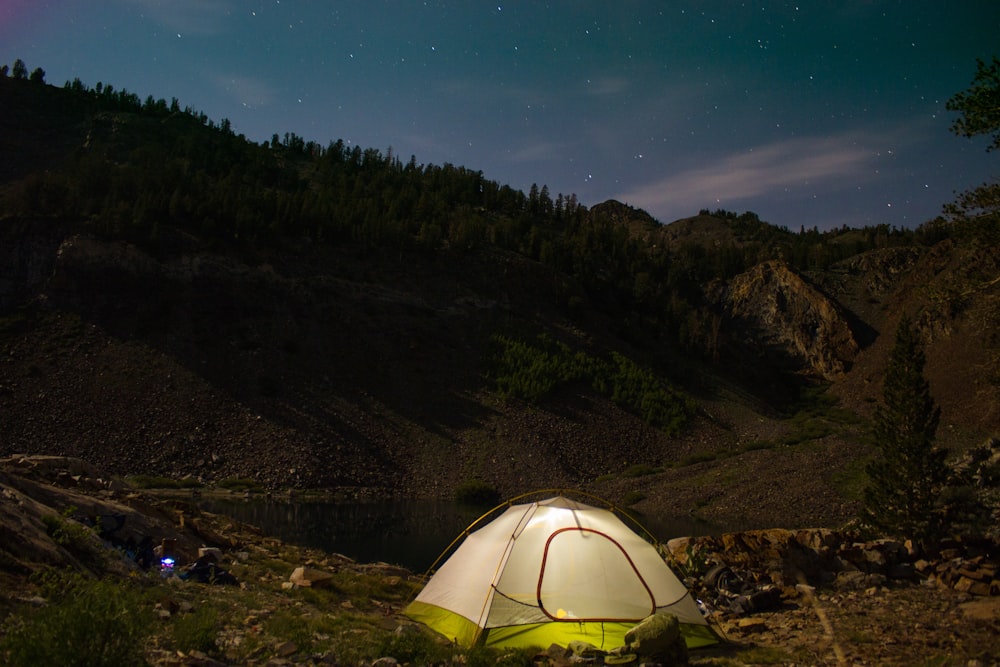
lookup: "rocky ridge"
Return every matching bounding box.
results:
[716,260,859,380]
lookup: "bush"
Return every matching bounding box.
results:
[218,477,267,493]
[622,490,647,506]
[126,475,203,490]
[454,480,501,506]
[171,605,220,656]
[621,463,661,478]
[41,508,105,567]
[489,335,694,434]
[678,451,718,467]
[0,572,152,666]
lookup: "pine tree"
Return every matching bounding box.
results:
[11,58,28,80]
[946,56,1000,151]
[862,315,948,542]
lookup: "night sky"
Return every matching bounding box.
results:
[3,1,998,231]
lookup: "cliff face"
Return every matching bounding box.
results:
[717,261,860,381]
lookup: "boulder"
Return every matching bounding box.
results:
[289,566,335,588]
[624,613,687,665]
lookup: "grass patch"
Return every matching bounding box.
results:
[328,571,419,608]
[832,456,871,502]
[622,490,646,506]
[454,479,501,506]
[262,609,316,649]
[41,507,105,567]
[488,334,694,435]
[218,477,267,493]
[678,451,718,467]
[621,463,663,478]
[741,439,776,452]
[171,604,222,656]
[126,474,203,490]
[781,417,834,445]
[0,308,30,334]
[0,571,152,666]
[729,646,809,664]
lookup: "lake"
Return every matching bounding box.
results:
[198,497,718,572]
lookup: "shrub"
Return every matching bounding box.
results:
[171,605,220,656]
[454,479,501,506]
[622,490,647,506]
[126,475,203,490]
[489,334,694,434]
[621,463,661,478]
[0,572,152,666]
[41,507,105,566]
[218,477,267,493]
[678,451,717,467]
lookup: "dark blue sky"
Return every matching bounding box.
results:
[3,1,998,230]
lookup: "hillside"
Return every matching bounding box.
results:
[1,73,999,531]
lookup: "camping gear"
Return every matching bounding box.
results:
[405,494,718,650]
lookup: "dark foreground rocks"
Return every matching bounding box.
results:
[668,528,1000,665]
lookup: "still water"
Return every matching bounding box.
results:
[198,497,717,572]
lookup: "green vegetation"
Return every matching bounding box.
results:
[832,456,870,502]
[947,56,1000,151]
[861,315,948,542]
[3,58,986,383]
[622,490,647,506]
[621,463,663,478]
[126,475,203,490]
[454,479,501,506]
[0,559,538,666]
[41,507,105,567]
[0,571,151,666]
[678,451,720,467]
[217,477,267,493]
[170,604,221,655]
[490,334,695,435]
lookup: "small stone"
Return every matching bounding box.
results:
[275,640,298,657]
[735,617,767,634]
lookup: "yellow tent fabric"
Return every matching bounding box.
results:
[405,496,717,650]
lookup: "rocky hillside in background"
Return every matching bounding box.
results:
[715,260,860,381]
[1,74,998,530]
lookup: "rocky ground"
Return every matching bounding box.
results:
[2,455,999,666]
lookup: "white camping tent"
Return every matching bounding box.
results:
[405,495,717,650]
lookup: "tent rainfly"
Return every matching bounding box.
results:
[404,495,718,650]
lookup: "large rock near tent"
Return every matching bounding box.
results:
[624,613,688,664]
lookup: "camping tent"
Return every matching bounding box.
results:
[405,495,717,650]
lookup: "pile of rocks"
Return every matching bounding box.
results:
[924,539,999,596]
[666,528,999,603]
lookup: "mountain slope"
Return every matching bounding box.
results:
[1,74,998,529]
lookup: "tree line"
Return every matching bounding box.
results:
[2,58,996,367]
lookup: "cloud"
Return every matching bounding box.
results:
[584,76,629,96]
[508,140,566,163]
[120,0,233,35]
[615,134,875,217]
[210,73,276,109]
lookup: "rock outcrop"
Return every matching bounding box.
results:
[666,528,1000,604]
[716,261,860,379]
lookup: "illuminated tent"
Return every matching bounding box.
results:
[405,495,717,650]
